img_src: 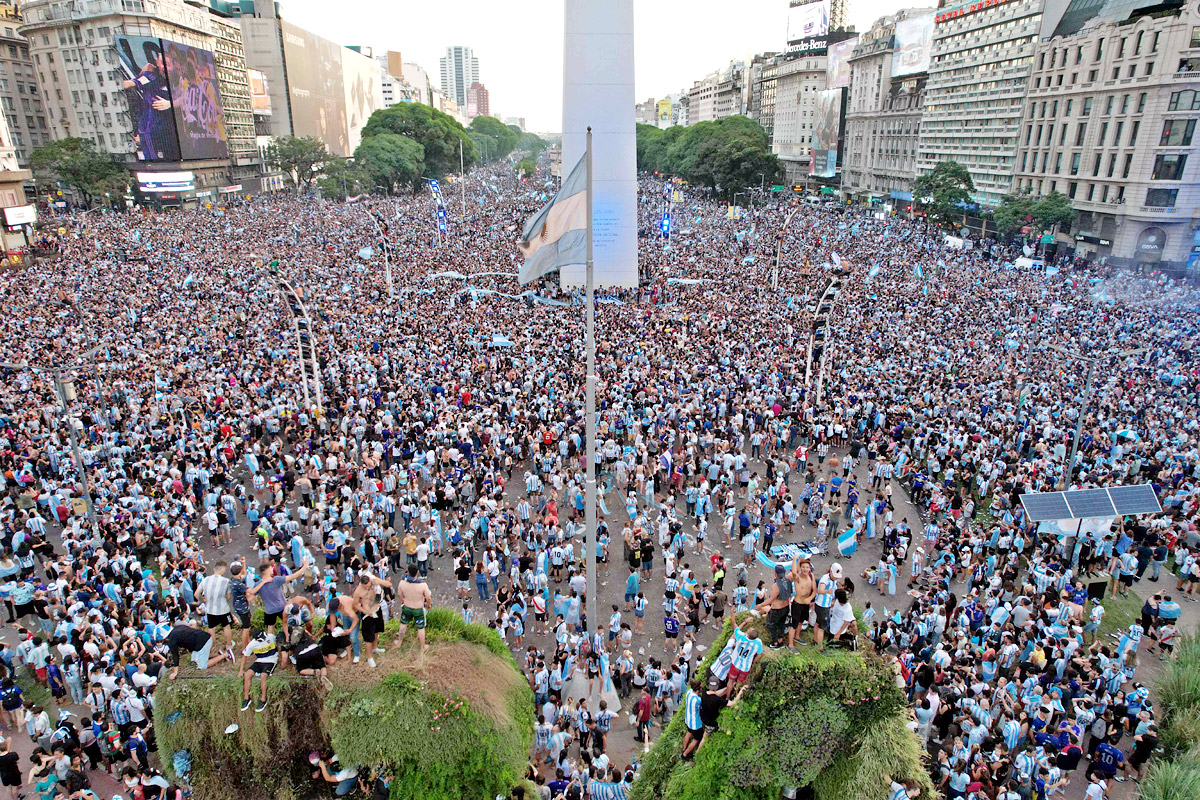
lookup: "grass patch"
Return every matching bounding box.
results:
[1096,585,1143,639]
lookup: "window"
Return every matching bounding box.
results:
[1129,121,1140,145]
[1066,99,1073,116]
[1107,153,1117,177]
[1095,38,1104,61]
[1112,67,1121,80]
[1102,185,1110,202]
[1145,62,1154,76]
[1192,26,1200,49]
[1087,184,1095,201]
[1167,90,1200,110]
[1114,121,1124,144]
[1135,31,1144,55]
[1092,153,1102,176]
[1122,154,1132,178]
[1055,153,1063,173]
[1059,125,1067,146]
[1069,181,1078,199]
[1137,93,1146,112]
[1145,188,1178,207]
[1076,47,1083,64]
[1161,119,1197,146]
[1083,97,1093,115]
[1121,95,1129,113]
[1105,96,1113,114]
[1071,153,1081,175]
[1076,123,1087,146]
[1152,154,1187,180]
[1088,69,1098,81]
[1152,32,1161,52]
[1117,38,1126,58]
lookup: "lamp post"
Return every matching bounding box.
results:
[1048,345,1148,489]
[772,204,801,290]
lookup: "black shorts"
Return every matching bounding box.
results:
[665,630,677,639]
[251,661,277,675]
[295,649,325,672]
[1120,573,1135,586]
[687,725,704,738]
[790,602,808,628]
[815,605,830,629]
[13,602,33,618]
[361,613,384,643]
[208,613,232,629]
[235,610,252,630]
[264,610,282,627]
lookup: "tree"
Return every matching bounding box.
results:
[361,104,475,179]
[516,131,546,156]
[1032,190,1075,234]
[266,136,333,193]
[29,138,127,208]
[468,116,519,162]
[317,157,367,201]
[635,116,777,189]
[353,133,425,194]
[913,161,974,225]
[991,191,1037,237]
[516,157,536,177]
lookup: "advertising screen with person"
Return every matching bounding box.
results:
[163,39,229,161]
[116,36,181,162]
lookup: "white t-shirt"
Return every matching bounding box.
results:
[198,573,232,616]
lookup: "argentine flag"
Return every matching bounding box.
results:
[865,503,877,539]
[837,527,857,557]
[517,152,588,285]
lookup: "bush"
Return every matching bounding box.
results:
[156,612,532,800]
[1139,758,1200,800]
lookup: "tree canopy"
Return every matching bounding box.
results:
[991,191,1037,236]
[354,133,425,194]
[992,190,1076,238]
[361,104,476,179]
[29,138,127,207]
[516,131,547,156]
[265,136,333,193]
[636,118,782,198]
[468,116,519,162]
[913,161,974,225]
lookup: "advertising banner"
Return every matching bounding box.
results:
[116,35,181,161]
[787,0,829,46]
[248,69,272,115]
[342,48,383,154]
[162,40,228,160]
[657,99,671,124]
[282,21,348,156]
[827,36,858,88]
[892,11,936,77]
[809,88,844,178]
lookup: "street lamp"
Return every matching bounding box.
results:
[772,204,801,290]
[1048,345,1148,490]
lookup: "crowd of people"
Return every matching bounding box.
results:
[0,155,1196,800]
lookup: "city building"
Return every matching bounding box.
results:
[843,9,933,204]
[439,45,478,109]
[502,116,525,131]
[750,57,781,144]
[635,96,657,126]
[202,2,260,193]
[916,0,1049,207]
[685,60,746,125]
[771,54,828,183]
[402,62,433,106]
[746,52,780,141]
[1013,0,1200,269]
[466,81,489,119]
[0,2,47,166]
[230,0,291,138]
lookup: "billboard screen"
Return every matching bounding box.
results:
[893,11,936,77]
[282,21,348,155]
[827,35,858,89]
[657,98,671,123]
[116,35,181,161]
[809,88,844,178]
[342,48,383,154]
[787,0,829,54]
[136,171,195,192]
[162,40,228,160]
[248,69,272,115]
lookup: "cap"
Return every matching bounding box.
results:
[831,563,843,580]
[774,564,786,576]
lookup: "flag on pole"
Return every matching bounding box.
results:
[837,527,857,556]
[516,153,587,285]
[182,273,194,288]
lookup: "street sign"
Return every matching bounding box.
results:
[771,185,785,193]
[1040,233,1053,244]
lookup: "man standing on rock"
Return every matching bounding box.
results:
[352,572,392,668]
[396,564,432,654]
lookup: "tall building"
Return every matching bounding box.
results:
[916,0,1049,207]
[402,62,433,106]
[685,61,746,125]
[771,54,828,182]
[466,81,489,119]
[843,9,934,203]
[439,45,478,109]
[502,115,525,131]
[0,109,30,214]
[229,0,292,139]
[750,57,782,144]
[1013,0,1199,269]
[635,97,657,125]
[0,2,46,166]
[202,2,260,192]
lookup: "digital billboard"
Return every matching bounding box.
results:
[809,88,845,178]
[892,11,936,77]
[163,40,228,160]
[282,21,348,156]
[342,48,383,154]
[248,69,272,115]
[827,35,858,89]
[117,35,181,161]
[136,171,195,192]
[787,0,829,54]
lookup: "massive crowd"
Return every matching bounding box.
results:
[0,158,1197,800]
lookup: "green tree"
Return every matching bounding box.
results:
[266,136,333,193]
[1032,190,1075,233]
[516,157,536,177]
[317,157,367,201]
[29,138,126,208]
[913,161,974,225]
[353,133,425,194]
[516,131,546,156]
[468,116,519,161]
[991,191,1037,236]
[361,104,475,179]
[636,123,664,171]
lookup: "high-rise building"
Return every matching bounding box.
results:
[203,2,260,192]
[750,57,782,144]
[0,108,30,219]
[916,0,1048,207]
[0,2,46,166]
[843,9,933,203]
[685,61,746,125]
[635,97,658,125]
[439,45,479,109]
[466,81,489,119]
[1013,0,1199,270]
[771,54,828,182]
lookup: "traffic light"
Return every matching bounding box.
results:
[660,212,671,238]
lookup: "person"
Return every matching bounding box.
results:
[813,563,840,652]
[239,628,279,713]
[1090,736,1123,782]
[828,589,857,649]
[351,572,392,668]
[0,738,20,800]
[395,564,432,653]
[634,686,653,744]
[164,621,225,680]
[726,616,763,686]
[311,754,358,797]
[755,564,793,649]
[197,560,235,663]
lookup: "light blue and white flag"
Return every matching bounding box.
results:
[516,153,587,285]
[837,527,857,557]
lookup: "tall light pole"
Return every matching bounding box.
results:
[772,204,801,290]
[1,344,108,534]
[366,208,394,297]
[276,275,324,417]
[1049,345,1148,489]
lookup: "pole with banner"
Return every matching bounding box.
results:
[584,127,597,640]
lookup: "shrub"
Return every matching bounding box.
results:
[1138,758,1200,800]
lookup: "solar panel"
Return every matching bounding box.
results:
[1065,489,1116,518]
[1020,492,1070,521]
[1107,484,1162,515]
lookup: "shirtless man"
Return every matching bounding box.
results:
[396,564,432,654]
[788,557,817,650]
[326,592,359,664]
[352,572,392,668]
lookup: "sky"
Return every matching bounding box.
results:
[279,0,914,133]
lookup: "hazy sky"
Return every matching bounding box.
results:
[280,0,913,132]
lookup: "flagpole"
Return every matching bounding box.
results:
[584,126,597,641]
